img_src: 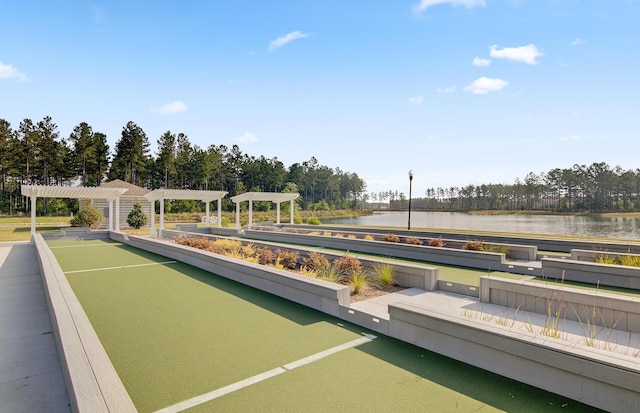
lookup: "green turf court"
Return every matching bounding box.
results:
[49,239,603,412]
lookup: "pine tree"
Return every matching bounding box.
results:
[127,202,148,229]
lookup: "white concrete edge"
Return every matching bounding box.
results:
[33,234,136,413]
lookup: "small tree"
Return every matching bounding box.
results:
[127,202,148,229]
[70,202,104,229]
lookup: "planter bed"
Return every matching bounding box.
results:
[208,227,509,273]
[257,225,538,261]
[542,257,640,289]
[161,228,439,291]
[480,275,640,332]
[109,232,350,317]
[388,295,640,413]
[571,248,640,265]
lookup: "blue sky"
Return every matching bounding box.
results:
[1,0,639,196]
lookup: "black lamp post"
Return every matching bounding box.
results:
[408,170,413,230]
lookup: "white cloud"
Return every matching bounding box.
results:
[268,31,310,52]
[464,77,509,94]
[436,86,457,93]
[235,132,258,143]
[408,96,424,104]
[472,57,491,67]
[571,38,585,46]
[0,61,28,82]
[489,44,543,64]
[413,0,486,14]
[156,101,188,115]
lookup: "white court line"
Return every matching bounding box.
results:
[153,368,286,413]
[48,243,124,249]
[283,334,377,370]
[64,261,177,274]
[153,334,377,413]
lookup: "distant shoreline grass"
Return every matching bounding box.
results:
[381,209,640,218]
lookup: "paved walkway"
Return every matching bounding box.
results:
[0,242,70,413]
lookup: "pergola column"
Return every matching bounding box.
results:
[108,199,114,231]
[217,200,222,228]
[248,200,253,229]
[290,199,294,224]
[235,202,240,229]
[276,202,281,224]
[160,198,165,235]
[205,201,211,227]
[150,200,155,236]
[115,197,121,231]
[30,195,37,237]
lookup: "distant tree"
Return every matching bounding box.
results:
[68,122,95,186]
[108,121,150,186]
[127,202,148,229]
[91,132,110,185]
[155,130,176,188]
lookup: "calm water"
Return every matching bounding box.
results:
[325,211,640,240]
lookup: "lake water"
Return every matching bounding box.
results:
[324,211,640,240]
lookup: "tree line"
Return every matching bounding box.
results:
[380,163,640,213]
[0,117,367,215]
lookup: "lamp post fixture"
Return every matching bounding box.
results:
[408,170,413,230]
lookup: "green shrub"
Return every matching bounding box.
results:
[307,216,321,225]
[463,239,485,251]
[350,271,369,295]
[383,233,400,243]
[293,215,303,224]
[302,251,330,272]
[373,262,396,287]
[126,202,148,229]
[595,253,617,265]
[70,202,104,229]
[317,265,341,283]
[334,253,362,279]
[619,254,640,267]
[257,247,275,265]
[275,249,299,269]
[486,245,510,257]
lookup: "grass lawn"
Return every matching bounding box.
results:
[50,239,603,413]
[0,216,71,242]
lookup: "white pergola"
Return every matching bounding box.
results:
[230,192,299,229]
[21,185,129,236]
[145,189,228,235]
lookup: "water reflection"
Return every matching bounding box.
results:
[325,211,640,240]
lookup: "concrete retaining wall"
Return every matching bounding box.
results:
[109,232,350,317]
[32,234,136,413]
[480,276,640,332]
[338,306,389,335]
[438,280,480,298]
[542,257,640,289]
[41,227,110,242]
[162,229,439,291]
[388,300,640,413]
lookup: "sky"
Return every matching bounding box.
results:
[1,0,639,196]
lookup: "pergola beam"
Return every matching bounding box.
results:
[145,189,228,236]
[21,185,128,238]
[229,192,299,229]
